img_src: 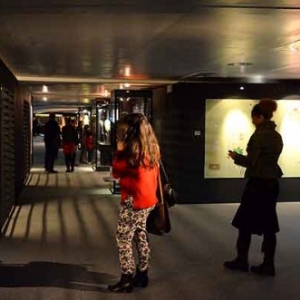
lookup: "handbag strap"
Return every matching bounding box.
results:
[159,159,169,183]
[158,170,165,205]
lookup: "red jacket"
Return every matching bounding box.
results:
[85,135,94,150]
[112,151,159,209]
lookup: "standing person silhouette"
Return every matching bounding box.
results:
[84,128,94,164]
[108,113,160,293]
[224,99,283,276]
[79,125,89,163]
[44,113,60,173]
[62,118,78,172]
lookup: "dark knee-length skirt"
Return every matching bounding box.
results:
[232,178,280,235]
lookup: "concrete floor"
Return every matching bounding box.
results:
[0,137,300,299]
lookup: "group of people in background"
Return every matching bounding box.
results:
[43,114,95,173]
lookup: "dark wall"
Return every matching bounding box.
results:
[152,86,182,200]
[155,81,300,204]
[15,87,31,198]
[0,58,18,230]
[0,58,31,231]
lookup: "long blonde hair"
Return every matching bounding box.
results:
[116,113,160,168]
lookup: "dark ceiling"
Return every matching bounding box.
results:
[1,0,300,109]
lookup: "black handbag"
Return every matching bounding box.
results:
[160,160,178,207]
[146,172,171,235]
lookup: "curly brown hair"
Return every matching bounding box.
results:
[116,113,160,168]
[251,98,277,120]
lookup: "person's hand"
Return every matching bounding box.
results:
[117,141,125,151]
[228,150,237,159]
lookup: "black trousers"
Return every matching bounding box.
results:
[87,149,93,163]
[65,153,76,170]
[45,142,58,171]
[79,145,86,163]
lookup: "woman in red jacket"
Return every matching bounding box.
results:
[108,113,160,293]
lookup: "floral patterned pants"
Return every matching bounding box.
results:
[116,197,154,275]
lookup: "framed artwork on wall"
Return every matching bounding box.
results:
[205,98,300,178]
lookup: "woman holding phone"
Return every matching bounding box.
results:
[225,99,283,277]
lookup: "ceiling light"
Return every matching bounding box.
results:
[249,75,265,84]
[42,85,48,93]
[124,66,131,77]
[240,86,244,90]
[124,83,130,88]
[43,97,47,101]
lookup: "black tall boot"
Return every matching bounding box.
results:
[133,267,149,288]
[107,273,133,293]
[224,230,251,272]
[250,233,276,276]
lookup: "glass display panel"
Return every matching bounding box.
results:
[96,100,114,146]
[118,97,145,118]
[205,99,300,178]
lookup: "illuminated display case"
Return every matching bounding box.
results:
[205,99,300,178]
[94,90,152,172]
[94,98,114,171]
[113,89,152,121]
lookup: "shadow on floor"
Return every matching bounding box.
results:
[0,261,113,292]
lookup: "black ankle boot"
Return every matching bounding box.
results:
[107,273,133,293]
[252,234,276,276]
[224,258,249,272]
[225,230,251,272]
[250,263,275,276]
[133,268,149,288]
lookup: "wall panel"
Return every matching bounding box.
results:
[0,86,16,228]
[0,59,31,231]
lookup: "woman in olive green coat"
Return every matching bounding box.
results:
[224,99,283,276]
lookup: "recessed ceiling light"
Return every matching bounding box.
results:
[248,75,265,83]
[42,85,48,93]
[124,66,131,77]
